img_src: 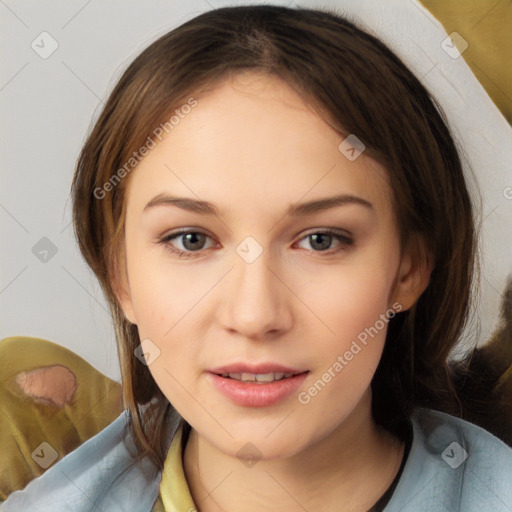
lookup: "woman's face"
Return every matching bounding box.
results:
[116,71,424,460]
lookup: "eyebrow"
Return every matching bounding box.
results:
[143,193,373,216]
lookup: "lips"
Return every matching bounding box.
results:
[209,363,307,375]
[208,367,310,407]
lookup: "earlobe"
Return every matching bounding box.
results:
[391,237,433,312]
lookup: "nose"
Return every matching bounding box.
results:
[217,247,293,340]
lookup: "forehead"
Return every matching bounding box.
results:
[124,71,393,220]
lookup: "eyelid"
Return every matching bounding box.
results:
[298,226,353,239]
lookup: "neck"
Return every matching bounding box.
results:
[183,390,404,512]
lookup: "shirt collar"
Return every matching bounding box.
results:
[159,423,197,512]
[157,408,467,511]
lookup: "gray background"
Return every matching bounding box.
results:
[1,0,511,383]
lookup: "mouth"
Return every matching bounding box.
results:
[207,368,310,407]
[214,371,308,383]
[208,363,309,384]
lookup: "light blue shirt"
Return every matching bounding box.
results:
[2,407,512,511]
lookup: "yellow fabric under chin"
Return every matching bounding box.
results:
[151,424,197,512]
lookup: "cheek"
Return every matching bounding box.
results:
[298,252,397,347]
[318,278,389,377]
[124,244,208,387]
[292,246,398,413]
[124,236,189,333]
[295,265,394,425]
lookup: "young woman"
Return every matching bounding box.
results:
[2,5,511,512]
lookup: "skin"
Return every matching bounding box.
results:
[114,71,431,511]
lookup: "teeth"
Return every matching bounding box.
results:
[221,372,294,382]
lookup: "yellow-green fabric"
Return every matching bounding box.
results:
[419,0,512,123]
[151,424,197,512]
[0,336,123,501]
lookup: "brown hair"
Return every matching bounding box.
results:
[71,5,509,470]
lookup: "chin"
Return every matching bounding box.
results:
[225,429,310,462]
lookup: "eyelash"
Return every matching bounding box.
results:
[157,228,354,259]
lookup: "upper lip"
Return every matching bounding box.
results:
[209,363,308,375]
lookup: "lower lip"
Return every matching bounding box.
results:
[207,371,309,407]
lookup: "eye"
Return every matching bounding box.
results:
[158,229,217,259]
[295,229,353,255]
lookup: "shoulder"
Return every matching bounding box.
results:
[0,410,162,512]
[385,407,512,512]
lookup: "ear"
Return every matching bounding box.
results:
[390,235,433,312]
[111,256,138,325]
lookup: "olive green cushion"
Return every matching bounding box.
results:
[0,336,123,501]
[419,0,512,123]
